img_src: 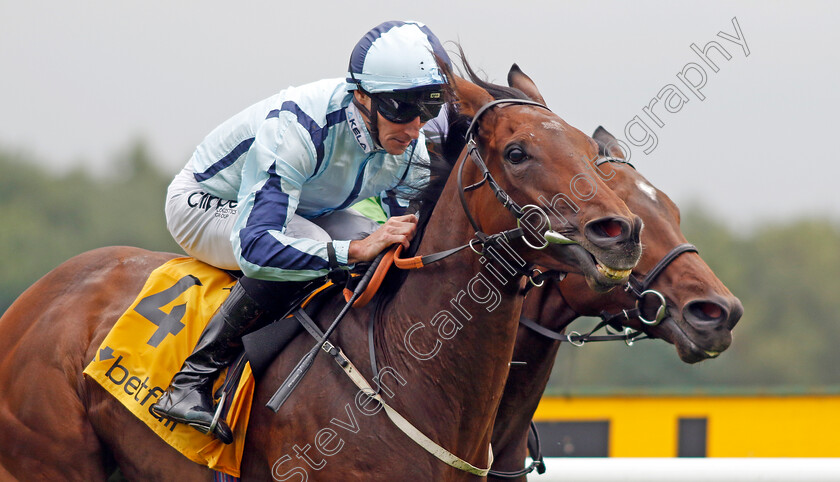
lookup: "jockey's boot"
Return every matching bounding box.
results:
[151,282,267,444]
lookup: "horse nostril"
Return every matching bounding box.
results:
[585,217,630,241]
[699,303,723,319]
[600,220,623,238]
[685,301,727,324]
[726,298,744,329]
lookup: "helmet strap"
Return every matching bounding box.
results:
[352,92,382,150]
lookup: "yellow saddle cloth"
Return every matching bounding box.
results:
[83,257,252,478]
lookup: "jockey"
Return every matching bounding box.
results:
[153,20,451,443]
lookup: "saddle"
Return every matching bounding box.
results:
[83,254,393,477]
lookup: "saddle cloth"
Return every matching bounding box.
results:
[83,257,252,478]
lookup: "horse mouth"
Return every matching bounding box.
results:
[596,263,632,281]
[549,244,631,292]
[652,317,730,364]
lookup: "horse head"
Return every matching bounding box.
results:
[443,63,643,292]
[559,126,743,363]
[505,63,741,362]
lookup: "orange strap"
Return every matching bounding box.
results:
[343,245,398,308]
[337,243,429,309]
[393,244,425,270]
[300,280,337,309]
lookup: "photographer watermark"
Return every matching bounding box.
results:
[609,17,750,159]
[268,16,751,479]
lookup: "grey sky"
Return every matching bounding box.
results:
[2,1,838,228]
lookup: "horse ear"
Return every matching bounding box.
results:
[452,74,494,118]
[592,126,625,158]
[507,63,546,105]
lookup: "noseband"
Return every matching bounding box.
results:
[503,158,698,479]
[519,157,699,346]
[623,242,698,325]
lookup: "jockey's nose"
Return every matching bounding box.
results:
[404,117,423,139]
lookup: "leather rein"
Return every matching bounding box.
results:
[518,157,699,347]
[493,159,698,479]
[359,98,561,476]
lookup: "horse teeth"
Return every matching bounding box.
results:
[704,350,720,358]
[596,263,631,280]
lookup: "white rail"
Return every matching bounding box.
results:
[529,458,840,481]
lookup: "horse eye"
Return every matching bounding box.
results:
[505,146,528,164]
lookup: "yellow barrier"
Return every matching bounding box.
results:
[534,394,840,457]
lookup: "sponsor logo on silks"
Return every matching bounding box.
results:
[346,103,373,154]
[187,191,238,212]
[430,92,441,99]
[97,348,179,432]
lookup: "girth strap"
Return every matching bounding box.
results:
[487,420,545,478]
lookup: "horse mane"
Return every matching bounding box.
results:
[454,45,532,102]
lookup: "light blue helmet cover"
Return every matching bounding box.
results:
[347,20,451,94]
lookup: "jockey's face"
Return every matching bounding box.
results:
[353,90,423,155]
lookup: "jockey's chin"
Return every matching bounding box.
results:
[377,114,423,155]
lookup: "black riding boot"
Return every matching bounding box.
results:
[151,282,266,444]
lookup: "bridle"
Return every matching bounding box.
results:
[496,157,698,479]
[453,98,585,285]
[519,240,698,348]
[392,98,565,284]
[457,98,550,229]
[361,97,580,477]
[519,157,699,346]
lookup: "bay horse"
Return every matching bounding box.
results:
[0,71,643,480]
[485,66,744,480]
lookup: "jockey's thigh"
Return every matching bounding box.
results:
[306,208,381,241]
[165,165,241,269]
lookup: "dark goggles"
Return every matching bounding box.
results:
[373,88,445,124]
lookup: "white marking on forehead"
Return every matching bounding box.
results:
[541,120,565,131]
[636,180,657,201]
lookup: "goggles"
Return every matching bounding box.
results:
[373,88,445,124]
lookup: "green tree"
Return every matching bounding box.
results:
[547,207,840,394]
[0,141,181,313]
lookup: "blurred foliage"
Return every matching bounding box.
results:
[548,206,840,393]
[1,141,839,392]
[0,142,181,312]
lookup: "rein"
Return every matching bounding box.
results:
[518,157,700,344]
[497,158,695,478]
[393,98,557,286]
[345,98,557,476]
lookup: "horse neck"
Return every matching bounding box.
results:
[377,181,526,466]
[491,283,580,471]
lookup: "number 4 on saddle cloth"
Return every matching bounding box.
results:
[83,258,250,477]
[83,255,388,478]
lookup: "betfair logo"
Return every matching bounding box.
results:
[102,353,178,431]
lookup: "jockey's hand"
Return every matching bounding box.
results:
[347,214,418,264]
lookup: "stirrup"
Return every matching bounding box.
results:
[188,391,226,436]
